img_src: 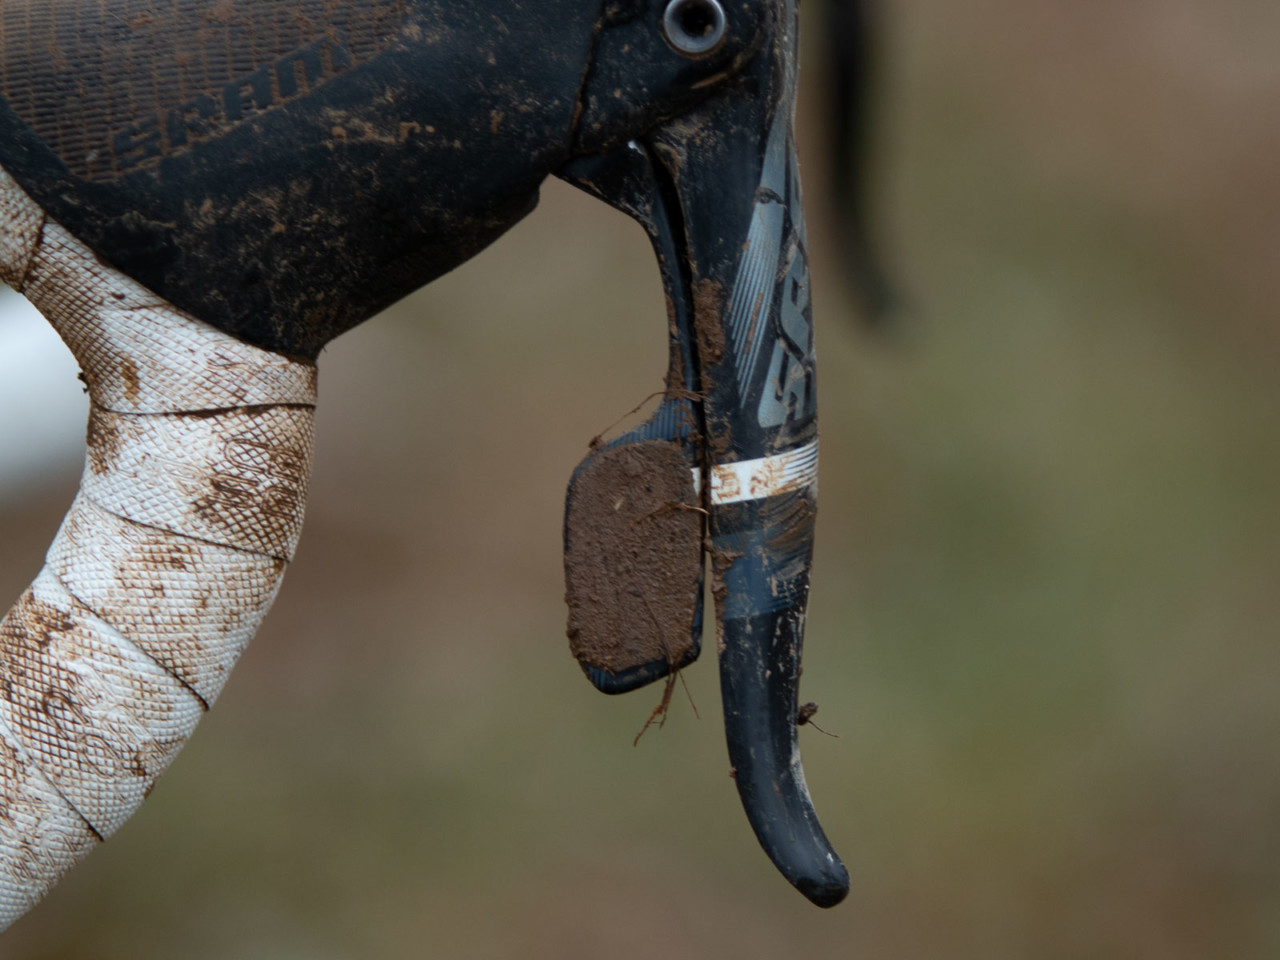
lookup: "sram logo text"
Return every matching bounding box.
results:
[110,35,353,174]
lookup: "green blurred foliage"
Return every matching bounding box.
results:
[2,2,1278,957]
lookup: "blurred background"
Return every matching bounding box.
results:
[2,2,1279,957]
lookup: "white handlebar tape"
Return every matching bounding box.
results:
[0,165,317,929]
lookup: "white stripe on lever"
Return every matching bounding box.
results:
[693,437,818,506]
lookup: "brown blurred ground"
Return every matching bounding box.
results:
[3,2,1279,957]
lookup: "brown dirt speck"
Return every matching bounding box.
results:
[206,0,236,24]
[85,406,125,477]
[9,591,75,649]
[119,358,140,405]
[796,702,838,737]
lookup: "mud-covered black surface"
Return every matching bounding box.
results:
[0,0,753,357]
[0,0,595,356]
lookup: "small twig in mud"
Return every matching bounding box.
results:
[796,701,838,738]
[678,668,700,720]
[632,665,701,746]
[587,388,706,450]
[632,500,709,526]
[634,671,678,746]
[632,592,700,746]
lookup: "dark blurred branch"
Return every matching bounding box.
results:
[826,0,899,327]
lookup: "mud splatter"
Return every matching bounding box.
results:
[707,542,742,656]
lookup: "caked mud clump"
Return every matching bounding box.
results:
[565,440,703,676]
[692,277,726,365]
